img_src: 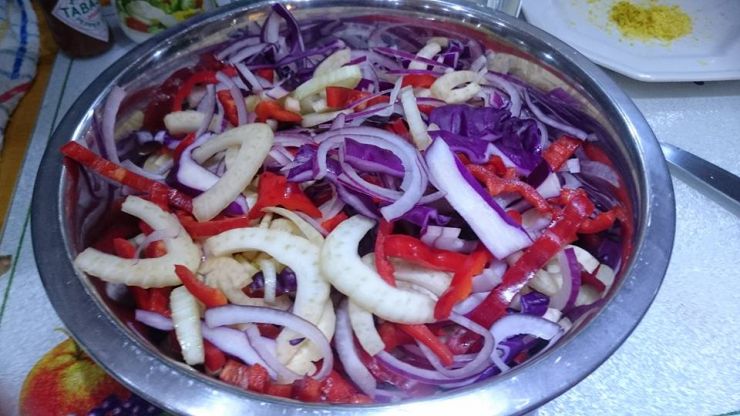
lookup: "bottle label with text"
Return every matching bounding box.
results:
[52,0,109,42]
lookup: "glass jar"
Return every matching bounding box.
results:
[114,0,210,43]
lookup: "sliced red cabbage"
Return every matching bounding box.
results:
[426,138,532,259]
[519,292,549,316]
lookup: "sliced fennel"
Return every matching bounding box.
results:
[321,215,436,324]
[170,286,204,365]
[74,196,200,288]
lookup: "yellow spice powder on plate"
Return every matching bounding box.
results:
[608,0,692,42]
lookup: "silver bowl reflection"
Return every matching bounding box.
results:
[31,0,675,414]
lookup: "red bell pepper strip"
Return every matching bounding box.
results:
[217,90,240,126]
[397,324,455,367]
[172,133,196,161]
[383,234,468,272]
[203,340,226,375]
[321,370,361,403]
[255,68,274,83]
[320,211,348,233]
[171,71,219,113]
[506,209,523,225]
[174,264,228,308]
[219,360,270,394]
[581,269,606,293]
[266,382,294,399]
[144,241,167,258]
[543,135,581,171]
[255,100,302,123]
[249,172,322,219]
[61,142,193,212]
[433,246,490,320]
[578,208,620,234]
[176,212,252,238]
[128,285,172,318]
[467,164,551,213]
[385,118,410,140]
[149,182,170,211]
[401,74,437,89]
[468,189,594,328]
[112,237,136,259]
[378,321,414,351]
[293,377,322,402]
[374,220,396,286]
[417,104,436,116]
[325,86,368,108]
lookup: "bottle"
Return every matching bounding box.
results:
[39,0,112,58]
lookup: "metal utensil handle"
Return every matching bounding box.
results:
[661,142,740,217]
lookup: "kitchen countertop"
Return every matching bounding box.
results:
[0,21,738,416]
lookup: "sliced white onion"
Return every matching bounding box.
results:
[201,324,271,376]
[335,300,377,396]
[524,91,587,140]
[471,261,506,293]
[244,325,302,383]
[205,305,333,380]
[102,86,126,163]
[134,309,173,331]
[489,314,563,372]
[579,160,620,188]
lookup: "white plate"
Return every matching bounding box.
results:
[521,0,740,82]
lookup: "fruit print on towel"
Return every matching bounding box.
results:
[19,337,166,416]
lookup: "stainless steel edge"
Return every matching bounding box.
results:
[31,0,675,415]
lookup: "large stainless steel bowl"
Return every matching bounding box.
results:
[31,0,675,414]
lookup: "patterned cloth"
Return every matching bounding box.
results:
[0,0,39,151]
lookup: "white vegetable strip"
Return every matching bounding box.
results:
[361,254,451,297]
[201,324,272,376]
[244,325,302,383]
[204,228,330,362]
[205,305,333,380]
[569,245,600,273]
[430,70,481,104]
[348,300,385,356]
[400,87,432,150]
[314,48,351,77]
[164,110,205,135]
[408,41,442,70]
[292,65,362,101]
[426,139,532,259]
[285,300,335,376]
[336,300,377,396]
[259,258,278,304]
[191,123,273,221]
[170,286,204,366]
[200,256,290,310]
[263,206,324,245]
[102,86,125,163]
[489,314,563,372]
[321,215,436,323]
[74,196,200,288]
